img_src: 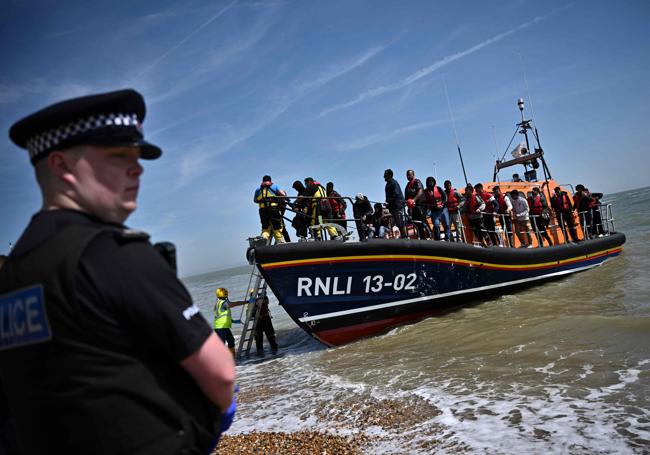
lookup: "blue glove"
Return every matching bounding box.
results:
[207,386,238,453]
[219,385,238,433]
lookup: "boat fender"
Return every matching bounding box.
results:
[246,247,256,265]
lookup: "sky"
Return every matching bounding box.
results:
[1,0,649,276]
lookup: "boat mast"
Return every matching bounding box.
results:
[443,78,468,186]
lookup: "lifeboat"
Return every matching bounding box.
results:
[248,100,626,346]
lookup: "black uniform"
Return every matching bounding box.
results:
[0,210,218,454]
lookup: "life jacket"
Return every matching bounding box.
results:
[481,191,495,214]
[586,191,599,209]
[311,184,332,214]
[468,193,481,213]
[445,189,459,213]
[404,179,421,201]
[496,193,508,214]
[528,194,543,215]
[214,298,232,329]
[425,186,444,210]
[553,192,572,212]
[256,183,278,208]
[328,190,346,216]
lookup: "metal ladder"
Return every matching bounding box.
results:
[235,267,268,359]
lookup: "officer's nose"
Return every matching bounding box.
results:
[128,161,144,177]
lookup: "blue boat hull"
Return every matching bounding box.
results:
[253,233,625,346]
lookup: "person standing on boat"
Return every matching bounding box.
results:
[254,175,287,244]
[404,170,429,239]
[513,173,523,182]
[444,180,465,242]
[0,89,236,454]
[384,169,406,237]
[528,187,553,246]
[492,186,514,247]
[326,181,347,232]
[424,177,449,241]
[254,294,279,356]
[551,186,579,242]
[290,180,309,240]
[304,178,340,240]
[474,183,500,246]
[510,190,534,248]
[463,184,488,246]
[585,188,605,237]
[353,193,374,240]
[573,184,594,239]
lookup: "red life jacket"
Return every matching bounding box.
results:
[446,189,459,213]
[528,194,543,215]
[554,192,571,212]
[481,191,495,214]
[496,193,508,214]
[425,186,444,210]
[468,193,480,213]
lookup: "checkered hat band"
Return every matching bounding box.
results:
[26,113,141,159]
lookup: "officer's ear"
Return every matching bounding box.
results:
[48,148,81,185]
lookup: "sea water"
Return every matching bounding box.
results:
[183,186,650,454]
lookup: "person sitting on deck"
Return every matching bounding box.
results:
[513,173,523,182]
[528,187,553,246]
[463,184,488,246]
[370,202,392,239]
[510,190,534,248]
[353,193,374,240]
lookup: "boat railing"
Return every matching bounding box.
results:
[271,194,616,247]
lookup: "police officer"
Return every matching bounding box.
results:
[0,89,236,454]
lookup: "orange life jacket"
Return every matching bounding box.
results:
[468,193,481,213]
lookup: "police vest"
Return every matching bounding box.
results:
[0,223,220,454]
[214,298,232,329]
[445,189,459,212]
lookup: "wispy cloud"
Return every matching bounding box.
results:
[318,12,555,118]
[173,43,390,187]
[331,118,448,152]
[128,0,239,84]
[0,80,93,105]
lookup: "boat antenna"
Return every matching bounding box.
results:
[492,126,499,182]
[443,77,468,186]
[518,52,537,123]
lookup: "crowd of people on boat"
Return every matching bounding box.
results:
[253,170,606,248]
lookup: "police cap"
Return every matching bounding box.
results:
[9,89,162,164]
